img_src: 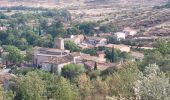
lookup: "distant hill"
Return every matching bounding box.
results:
[85,0,168,6]
[0,0,168,7]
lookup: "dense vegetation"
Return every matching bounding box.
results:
[0,39,170,100]
[0,6,170,100]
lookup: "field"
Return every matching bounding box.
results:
[0,0,170,36]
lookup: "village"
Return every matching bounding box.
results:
[0,26,155,80]
[0,0,170,99]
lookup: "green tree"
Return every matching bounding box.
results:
[22,30,38,45]
[154,39,170,56]
[105,48,121,62]
[82,48,97,56]
[0,12,8,19]
[61,64,85,80]
[64,41,81,52]
[0,85,15,100]
[13,71,45,100]
[77,74,93,100]
[53,77,80,100]
[107,62,139,99]
[142,47,170,72]
[76,22,97,35]
[120,52,132,61]
[99,24,116,33]
[77,74,109,100]
[67,27,80,35]
[24,46,33,63]
[135,64,170,100]
[91,77,109,100]
[5,46,24,64]
[107,36,120,44]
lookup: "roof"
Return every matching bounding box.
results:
[80,54,98,61]
[114,32,126,35]
[42,55,73,65]
[84,61,111,70]
[70,52,81,57]
[98,33,112,37]
[106,44,131,52]
[34,47,69,52]
[0,72,16,85]
[87,37,106,41]
[106,44,130,49]
[78,43,94,49]
[65,35,84,41]
[123,27,137,32]
[96,51,105,55]
[34,47,70,56]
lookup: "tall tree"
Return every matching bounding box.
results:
[64,41,81,52]
[107,62,139,99]
[135,64,170,100]
[13,71,45,100]
[61,64,85,81]
[53,77,80,100]
[5,45,24,64]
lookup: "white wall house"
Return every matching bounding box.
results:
[123,27,137,36]
[114,32,126,40]
[86,37,107,46]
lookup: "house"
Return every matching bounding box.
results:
[123,27,137,36]
[40,52,79,75]
[84,61,112,71]
[32,47,70,67]
[106,44,131,52]
[114,32,126,40]
[78,42,94,49]
[40,51,107,74]
[96,51,106,62]
[86,37,107,46]
[70,52,82,64]
[41,55,73,75]
[54,38,65,50]
[65,35,85,44]
[80,52,106,63]
[98,33,112,38]
[0,26,7,31]
[33,37,71,67]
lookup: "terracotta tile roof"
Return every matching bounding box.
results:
[87,37,107,41]
[106,44,131,52]
[84,61,111,71]
[96,51,105,55]
[70,52,81,57]
[34,46,69,53]
[43,55,73,64]
[0,72,16,85]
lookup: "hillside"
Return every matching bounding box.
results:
[0,0,169,36]
[0,0,168,8]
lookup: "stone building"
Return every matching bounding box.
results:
[54,38,65,50]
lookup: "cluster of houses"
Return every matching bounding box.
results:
[32,38,110,75]
[31,27,146,75]
[0,27,146,87]
[0,27,144,75]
